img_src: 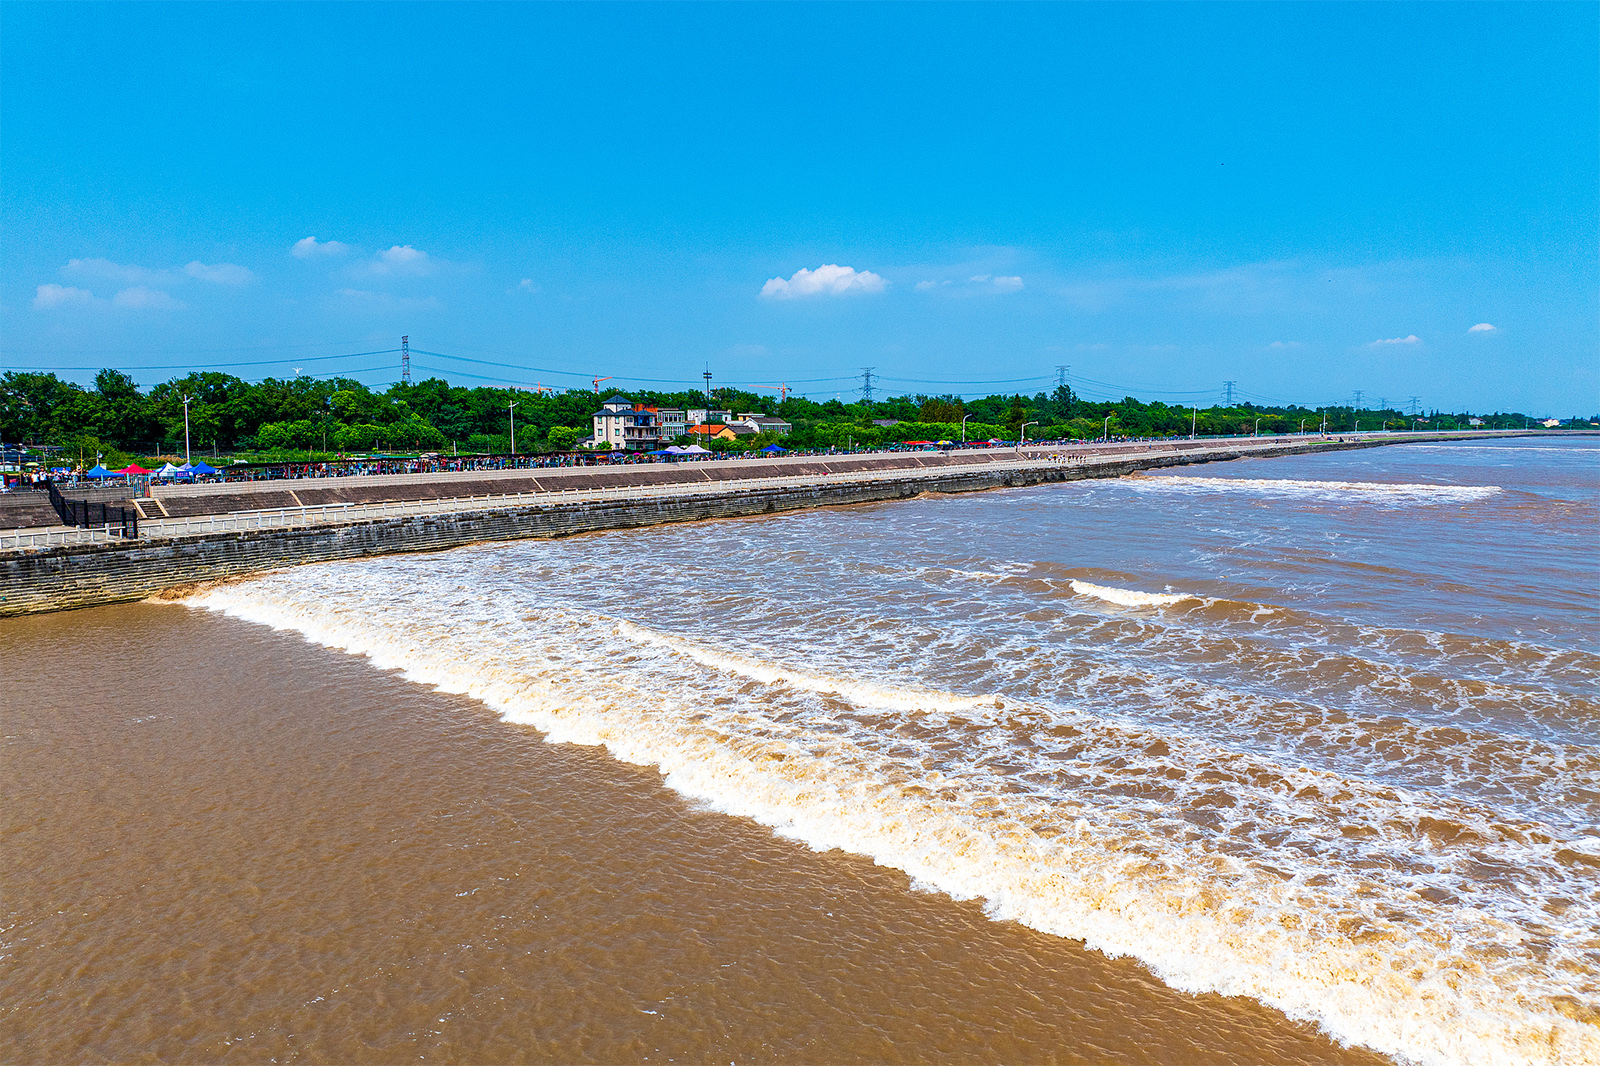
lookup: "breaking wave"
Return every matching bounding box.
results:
[1125,475,1503,503]
[174,560,1600,1066]
[1069,579,1196,608]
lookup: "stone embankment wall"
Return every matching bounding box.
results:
[0,433,1541,617]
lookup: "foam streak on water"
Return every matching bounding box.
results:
[1126,474,1504,503]
[178,439,1600,1066]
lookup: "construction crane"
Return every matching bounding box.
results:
[755,383,792,403]
[592,375,613,394]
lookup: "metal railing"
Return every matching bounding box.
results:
[110,450,1185,540]
[46,481,139,538]
[0,435,1351,552]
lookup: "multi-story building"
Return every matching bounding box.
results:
[657,408,688,440]
[591,395,664,450]
[686,408,733,426]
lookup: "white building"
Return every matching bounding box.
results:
[591,396,664,450]
[732,414,792,436]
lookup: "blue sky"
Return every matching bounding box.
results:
[3,3,1595,413]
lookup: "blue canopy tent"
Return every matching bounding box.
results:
[84,464,119,478]
[190,460,220,476]
[760,444,786,453]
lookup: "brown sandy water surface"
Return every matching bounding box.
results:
[2,604,1374,1064]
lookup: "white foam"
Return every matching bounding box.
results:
[173,566,1600,1066]
[1126,474,1503,503]
[1069,579,1195,608]
[617,621,990,714]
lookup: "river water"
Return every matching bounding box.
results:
[3,437,1595,1065]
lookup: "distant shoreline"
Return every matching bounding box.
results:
[0,431,1565,618]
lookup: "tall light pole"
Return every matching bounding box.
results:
[1300,418,1307,435]
[1103,415,1112,442]
[961,413,973,444]
[508,401,519,455]
[1254,416,1263,437]
[1190,407,1197,439]
[181,394,192,464]
[1019,420,1039,447]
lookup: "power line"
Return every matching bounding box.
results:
[10,348,402,372]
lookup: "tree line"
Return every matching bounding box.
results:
[0,368,1579,468]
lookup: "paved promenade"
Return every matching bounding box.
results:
[0,430,1544,551]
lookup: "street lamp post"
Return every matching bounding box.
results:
[1103,415,1112,442]
[181,394,192,464]
[1190,407,1197,439]
[1254,416,1263,437]
[1019,421,1039,447]
[508,401,519,455]
[961,413,973,444]
[1300,418,1307,435]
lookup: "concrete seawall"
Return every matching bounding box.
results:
[0,433,1540,617]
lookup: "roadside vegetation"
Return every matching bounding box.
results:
[2,369,1589,468]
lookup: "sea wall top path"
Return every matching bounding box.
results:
[0,430,1554,553]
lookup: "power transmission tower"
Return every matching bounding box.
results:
[703,366,713,403]
[860,367,876,405]
[1379,396,1389,412]
[1353,389,1364,409]
[401,336,410,384]
[1056,364,1070,389]
[1409,396,1421,416]
[1222,380,1237,406]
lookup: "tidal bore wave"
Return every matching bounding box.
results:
[1125,475,1504,503]
[178,562,1600,1066]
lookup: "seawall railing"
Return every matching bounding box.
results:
[45,481,139,539]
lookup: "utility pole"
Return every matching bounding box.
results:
[508,401,518,455]
[1191,406,1197,439]
[181,394,192,464]
[860,367,876,405]
[401,336,410,385]
[703,366,713,404]
[1222,381,1236,406]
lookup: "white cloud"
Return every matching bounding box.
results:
[334,288,441,311]
[184,261,254,285]
[292,236,349,259]
[761,264,885,299]
[971,274,1023,293]
[365,245,435,276]
[1371,334,1421,346]
[112,287,186,310]
[1268,340,1302,349]
[111,286,186,310]
[33,284,98,310]
[1469,322,1497,332]
[916,274,1022,296]
[518,278,537,292]
[63,257,169,285]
